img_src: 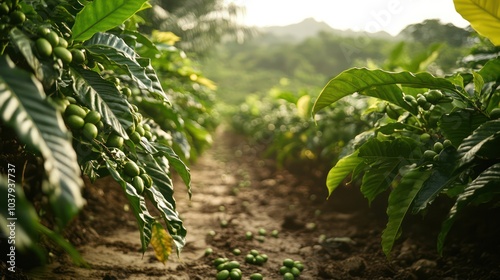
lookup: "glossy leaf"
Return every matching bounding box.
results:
[358,137,420,163]
[139,154,175,208]
[361,163,398,204]
[72,0,149,42]
[457,119,500,167]
[0,56,84,226]
[412,147,460,213]
[438,163,500,254]
[137,57,170,103]
[453,0,500,45]
[357,138,421,203]
[122,30,160,54]
[312,68,457,115]
[71,67,133,138]
[85,33,168,102]
[10,28,59,89]
[152,143,192,198]
[104,156,154,252]
[140,154,187,253]
[477,58,500,83]
[382,168,432,257]
[439,109,489,147]
[9,28,44,83]
[325,151,364,197]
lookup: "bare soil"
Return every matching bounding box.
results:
[2,127,500,279]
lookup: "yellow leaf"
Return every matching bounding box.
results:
[296,95,311,119]
[195,76,217,90]
[453,0,500,45]
[150,222,173,264]
[151,30,181,45]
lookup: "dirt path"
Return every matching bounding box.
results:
[14,127,500,279]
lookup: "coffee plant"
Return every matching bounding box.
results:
[231,87,370,172]
[0,0,217,264]
[313,1,500,257]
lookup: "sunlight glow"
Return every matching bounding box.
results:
[228,0,470,36]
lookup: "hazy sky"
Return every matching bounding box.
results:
[229,0,470,36]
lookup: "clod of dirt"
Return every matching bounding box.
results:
[342,256,366,276]
[282,213,305,230]
[318,263,344,280]
[411,258,437,279]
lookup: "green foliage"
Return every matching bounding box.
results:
[231,86,370,171]
[399,19,471,47]
[0,0,217,264]
[0,56,84,226]
[312,68,456,115]
[313,55,500,256]
[140,0,253,55]
[202,31,397,105]
[72,0,150,42]
[203,19,470,105]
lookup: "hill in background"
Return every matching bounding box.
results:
[258,17,394,42]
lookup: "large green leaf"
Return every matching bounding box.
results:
[85,32,136,59]
[438,163,500,254]
[358,138,420,203]
[477,58,500,83]
[312,68,457,115]
[72,0,149,42]
[0,56,84,226]
[325,151,364,197]
[152,143,192,198]
[439,109,489,147]
[361,163,398,204]
[122,30,160,54]
[358,137,420,163]
[412,147,459,213]
[457,119,500,167]
[71,67,133,138]
[382,168,432,257]
[104,156,154,252]
[85,33,169,102]
[137,57,170,103]
[139,154,187,254]
[453,0,500,45]
[9,28,42,81]
[9,28,59,89]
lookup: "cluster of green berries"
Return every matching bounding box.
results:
[422,136,453,162]
[121,160,153,194]
[212,256,265,280]
[213,258,243,280]
[0,0,25,34]
[407,90,449,110]
[64,103,102,140]
[245,228,279,242]
[279,258,304,280]
[244,249,268,265]
[35,27,86,66]
[382,90,450,120]
[126,104,153,144]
